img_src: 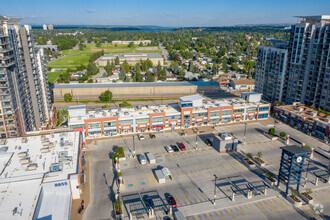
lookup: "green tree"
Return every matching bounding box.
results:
[280,132,286,137]
[268,127,275,135]
[257,151,262,158]
[188,60,193,72]
[99,90,112,102]
[87,79,93,83]
[145,60,153,69]
[64,93,72,102]
[138,42,143,47]
[179,69,184,80]
[115,56,120,65]
[87,62,98,75]
[122,61,130,73]
[119,66,126,80]
[223,63,229,73]
[106,61,112,76]
[121,101,132,107]
[127,41,134,48]
[76,64,86,71]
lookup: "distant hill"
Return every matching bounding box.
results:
[31,25,176,31]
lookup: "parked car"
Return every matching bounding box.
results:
[144,196,154,208]
[172,145,180,152]
[138,154,146,165]
[178,143,186,151]
[165,146,173,153]
[166,194,177,208]
[149,133,156,138]
[204,138,212,146]
[137,134,145,140]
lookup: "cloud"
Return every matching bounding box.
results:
[80,9,96,13]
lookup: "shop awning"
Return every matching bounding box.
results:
[153,125,163,128]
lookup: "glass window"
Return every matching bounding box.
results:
[88,122,101,129]
[259,106,269,112]
[119,119,133,126]
[246,107,257,112]
[222,110,232,116]
[210,111,220,117]
[104,121,117,127]
[258,113,269,119]
[233,108,244,113]
[152,117,163,123]
[136,118,149,124]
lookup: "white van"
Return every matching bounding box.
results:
[138,154,146,165]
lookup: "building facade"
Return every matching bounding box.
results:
[255,15,330,111]
[273,103,330,141]
[95,53,164,66]
[0,16,54,138]
[68,94,271,138]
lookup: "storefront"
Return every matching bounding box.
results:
[152,125,163,131]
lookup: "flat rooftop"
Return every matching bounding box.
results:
[70,97,268,124]
[0,131,80,219]
[54,81,219,89]
[275,104,330,125]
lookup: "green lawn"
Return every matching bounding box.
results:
[47,71,62,83]
[47,43,161,69]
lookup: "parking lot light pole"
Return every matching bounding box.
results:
[243,123,247,145]
[195,133,198,150]
[213,174,217,206]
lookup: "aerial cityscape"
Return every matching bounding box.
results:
[0,1,329,220]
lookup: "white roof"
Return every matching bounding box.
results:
[179,94,205,102]
[33,180,71,220]
[161,167,171,176]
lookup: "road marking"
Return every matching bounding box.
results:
[184,151,190,158]
[192,191,200,203]
[246,204,257,216]
[220,187,229,197]
[316,190,330,200]
[182,193,190,205]
[212,166,219,174]
[178,153,183,159]
[224,160,236,171]
[304,208,319,220]
[204,167,211,175]
[256,202,268,215]
[265,200,278,212]
[217,163,226,172]
[312,193,323,202]
[226,208,236,220]
[192,150,197,156]
[216,210,224,220]
[164,155,168,161]
[178,170,184,177]
[134,178,138,188]
[187,169,194,178]
[206,212,212,220]
[195,168,202,176]
[233,160,244,169]
[273,198,287,210]
[196,215,200,220]
[236,206,247,219]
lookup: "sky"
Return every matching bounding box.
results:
[1,0,330,27]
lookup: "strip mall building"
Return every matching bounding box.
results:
[68,93,271,138]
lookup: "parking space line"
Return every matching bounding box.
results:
[192,191,200,203]
[206,212,212,220]
[233,160,244,169]
[312,192,323,202]
[204,167,211,175]
[212,166,219,174]
[224,160,236,171]
[255,202,268,215]
[182,193,190,205]
[195,168,202,176]
[236,206,247,219]
[304,208,319,220]
[316,189,330,200]
[246,204,257,217]
[273,198,287,210]
[216,210,224,220]
[184,151,190,158]
[178,170,184,177]
[265,200,278,212]
[220,187,229,197]
[134,178,138,188]
[217,164,226,172]
[226,208,236,220]
[187,169,194,178]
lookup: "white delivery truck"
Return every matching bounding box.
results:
[146,153,156,164]
[173,210,186,220]
[154,170,165,184]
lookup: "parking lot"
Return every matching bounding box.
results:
[85,121,330,219]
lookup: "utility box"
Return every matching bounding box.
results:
[212,133,239,153]
[154,170,165,184]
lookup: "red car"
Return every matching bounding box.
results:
[167,195,177,208]
[178,143,186,151]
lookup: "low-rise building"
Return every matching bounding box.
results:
[0,131,85,219]
[95,53,163,66]
[273,103,330,141]
[68,93,270,138]
[230,79,255,91]
[111,40,151,45]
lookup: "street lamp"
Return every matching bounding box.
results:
[195,132,198,150]
[213,174,217,206]
[243,123,247,145]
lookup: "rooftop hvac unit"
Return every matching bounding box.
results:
[0,146,8,153]
[40,147,49,153]
[50,163,62,172]
[102,112,107,116]
[26,163,37,171]
[0,139,7,145]
[21,137,28,143]
[58,151,68,158]
[17,152,28,157]
[20,157,30,165]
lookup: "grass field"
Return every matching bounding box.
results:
[47,43,161,68]
[47,71,62,83]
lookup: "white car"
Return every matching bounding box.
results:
[165,145,173,153]
[137,134,145,140]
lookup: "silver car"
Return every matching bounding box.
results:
[165,145,173,153]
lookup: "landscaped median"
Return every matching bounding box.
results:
[287,190,302,207]
[298,189,314,204]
